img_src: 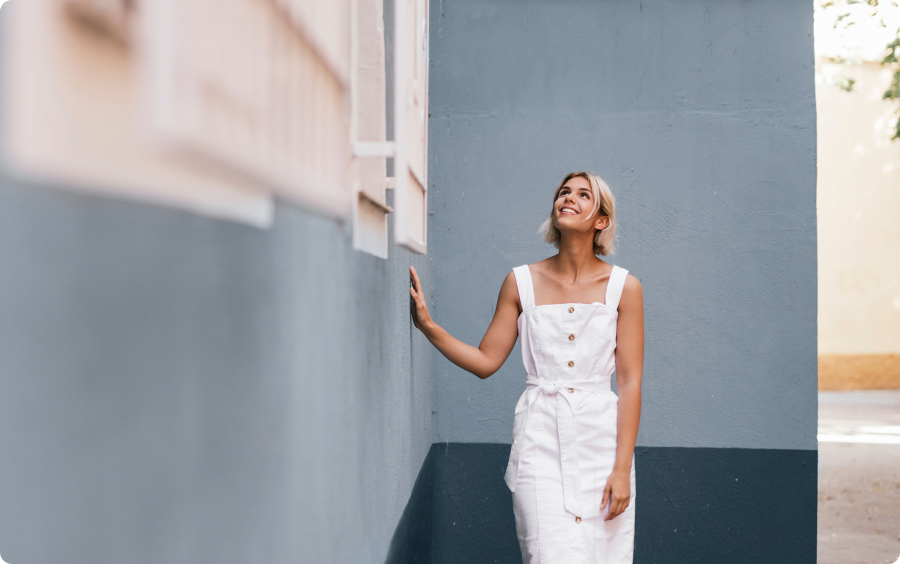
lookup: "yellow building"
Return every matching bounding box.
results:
[817,60,900,389]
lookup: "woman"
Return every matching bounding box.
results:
[409,171,643,563]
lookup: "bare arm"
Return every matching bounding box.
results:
[602,273,644,521]
[409,266,520,379]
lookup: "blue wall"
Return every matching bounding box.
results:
[429,0,817,450]
[0,180,434,563]
[426,0,817,561]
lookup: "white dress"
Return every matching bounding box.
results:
[505,264,636,564]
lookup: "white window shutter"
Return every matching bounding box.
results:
[392,0,428,254]
[140,0,353,219]
[350,0,391,259]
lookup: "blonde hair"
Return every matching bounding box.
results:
[539,171,616,256]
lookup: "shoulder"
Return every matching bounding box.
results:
[524,257,558,282]
[620,272,643,303]
[500,270,520,296]
[621,271,641,288]
[528,256,556,272]
[499,270,522,311]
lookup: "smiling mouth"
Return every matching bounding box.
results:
[559,207,578,215]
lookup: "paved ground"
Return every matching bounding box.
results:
[818,391,900,564]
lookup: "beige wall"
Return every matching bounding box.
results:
[817,60,900,388]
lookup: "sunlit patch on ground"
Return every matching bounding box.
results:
[818,391,900,564]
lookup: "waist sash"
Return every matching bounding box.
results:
[504,375,613,518]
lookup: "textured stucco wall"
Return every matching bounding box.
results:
[428,0,817,451]
[0,182,432,563]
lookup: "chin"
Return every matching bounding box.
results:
[555,215,580,226]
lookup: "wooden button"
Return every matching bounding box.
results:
[567,361,574,368]
[568,388,574,394]
[575,516,582,524]
[568,334,575,341]
[568,307,574,313]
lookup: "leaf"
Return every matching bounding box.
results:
[836,76,857,91]
[882,70,900,100]
[882,37,900,64]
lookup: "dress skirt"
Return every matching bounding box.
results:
[511,388,636,564]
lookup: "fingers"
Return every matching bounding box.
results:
[605,500,618,521]
[602,478,630,521]
[408,268,420,299]
[408,266,427,330]
[409,292,421,329]
[409,283,424,305]
[409,266,428,309]
[603,495,630,521]
[410,266,422,293]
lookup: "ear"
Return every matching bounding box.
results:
[594,215,610,231]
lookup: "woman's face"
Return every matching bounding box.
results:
[553,176,608,234]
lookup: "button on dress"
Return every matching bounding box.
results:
[505,264,636,564]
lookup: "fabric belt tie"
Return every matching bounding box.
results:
[504,375,610,518]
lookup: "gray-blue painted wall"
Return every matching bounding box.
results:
[0,186,433,563]
[428,0,817,451]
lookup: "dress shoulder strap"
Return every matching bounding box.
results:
[512,265,535,310]
[605,265,630,311]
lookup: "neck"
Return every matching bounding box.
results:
[553,230,599,280]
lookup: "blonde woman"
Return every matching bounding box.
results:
[409,171,643,563]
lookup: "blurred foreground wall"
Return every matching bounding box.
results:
[0,1,434,556]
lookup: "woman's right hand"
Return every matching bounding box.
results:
[409,266,434,333]
[406,266,519,379]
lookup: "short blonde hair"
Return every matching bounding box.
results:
[539,171,616,256]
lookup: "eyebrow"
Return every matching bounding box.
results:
[561,185,592,193]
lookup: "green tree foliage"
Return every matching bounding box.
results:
[882,36,900,138]
[819,0,900,139]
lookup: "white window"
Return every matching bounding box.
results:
[350,0,391,258]
[392,0,429,254]
[350,0,429,257]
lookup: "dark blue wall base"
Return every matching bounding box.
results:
[386,446,435,564]
[432,443,521,564]
[633,446,817,564]
[389,443,817,564]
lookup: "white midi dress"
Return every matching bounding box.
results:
[505,264,636,564]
